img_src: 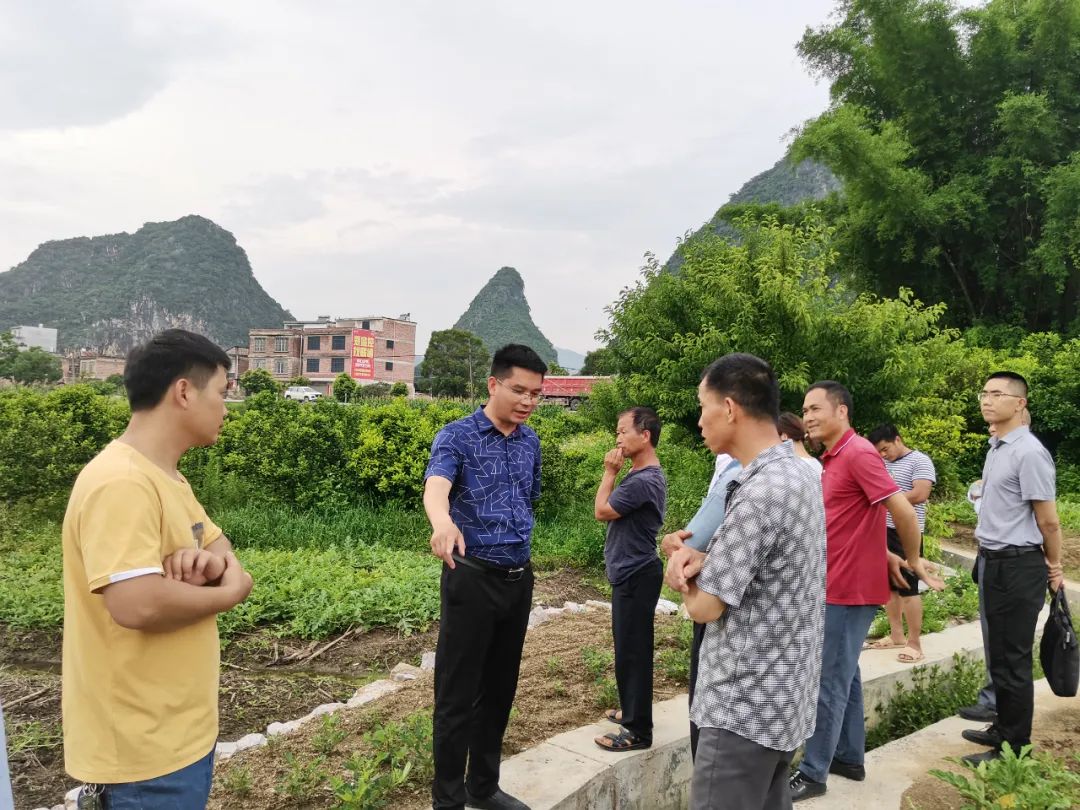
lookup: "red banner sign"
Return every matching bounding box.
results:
[350,329,375,379]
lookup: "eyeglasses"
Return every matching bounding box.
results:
[976,390,1023,403]
[495,378,544,403]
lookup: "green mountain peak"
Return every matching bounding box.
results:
[453,266,557,365]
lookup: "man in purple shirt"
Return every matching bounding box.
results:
[423,344,547,810]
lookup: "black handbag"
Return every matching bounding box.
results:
[1040,586,1079,697]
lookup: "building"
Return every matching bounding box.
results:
[64,352,126,383]
[225,346,250,394]
[247,315,417,395]
[11,324,58,353]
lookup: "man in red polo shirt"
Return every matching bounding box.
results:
[790,381,943,803]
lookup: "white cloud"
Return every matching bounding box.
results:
[0,0,836,353]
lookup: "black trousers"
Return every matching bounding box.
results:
[982,549,1047,752]
[688,620,707,760]
[611,558,663,743]
[432,561,534,810]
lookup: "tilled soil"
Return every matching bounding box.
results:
[1,567,614,809]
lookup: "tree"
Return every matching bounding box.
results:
[597,215,969,438]
[547,362,569,376]
[8,347,63,385]
[239,368,281,396]
[417,329,491,398]
[390,381,409,397]
[580,347,617,376]
[331,373,357,403]
[791,0,1080,334]
[286,376,312,388]
[0,332,18,378]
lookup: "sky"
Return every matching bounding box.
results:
[0,0,839,355]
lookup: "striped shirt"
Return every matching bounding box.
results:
[884,449,936,532]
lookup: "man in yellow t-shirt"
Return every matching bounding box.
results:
[62,329,253,808]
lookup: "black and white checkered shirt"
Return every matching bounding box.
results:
[690,440,827,752]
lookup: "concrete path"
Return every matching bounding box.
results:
[798,679,1073,809]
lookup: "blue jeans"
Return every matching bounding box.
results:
[100,749,215,809]
[800,604,878,783]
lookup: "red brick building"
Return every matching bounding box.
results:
[247,315,417,395]
[64,352,126,383]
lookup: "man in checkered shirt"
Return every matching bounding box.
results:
[667,353,827,809]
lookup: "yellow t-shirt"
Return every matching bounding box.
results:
[61,440,223,783]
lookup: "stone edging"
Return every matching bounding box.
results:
[49,597,680,810]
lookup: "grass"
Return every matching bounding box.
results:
[866,653,984,750]
[931,744,1080,809]
[867,571,979,639]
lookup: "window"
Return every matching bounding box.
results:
[274,336,288,353]
[274,359,287,375]
[361,320,370,330]
[386,339,395,349]
[332,335,346,351]
[306,358,319,373]
[253,337,266,353]
[252,358,265,370]
[331,357,345,373]
[385,361,394,371]
[307,335,320,351]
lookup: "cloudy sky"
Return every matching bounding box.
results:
[0,0,839,355]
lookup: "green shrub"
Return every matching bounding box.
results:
[931,743,1080,810]
[866,654,983,750]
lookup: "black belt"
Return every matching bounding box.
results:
[979,545,1043,560]
[451,553,529,582]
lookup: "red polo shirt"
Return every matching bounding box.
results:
[821,428,900,606]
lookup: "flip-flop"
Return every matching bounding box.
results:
[594,729,650,752]
[864,638,906,650]
[604,709,623,724]
[897,647,924,663]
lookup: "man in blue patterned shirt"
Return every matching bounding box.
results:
[423,344,547,810]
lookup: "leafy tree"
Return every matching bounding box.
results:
[580,347,617,376]
[10,347,62,385]
[390,381,409,397]
[286,376,312,388]
[417,329,491,399]
[791,0,1080,333]
[0,332,18,378]
[331,373,357,403]
[597,215,968,439]
[240,368,281,396]
[353,382,392,399]
[547,362,569,376]
[104,373,125,389]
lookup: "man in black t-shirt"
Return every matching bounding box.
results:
[592,407,667,752]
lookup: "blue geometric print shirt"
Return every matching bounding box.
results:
[424,408,541,567]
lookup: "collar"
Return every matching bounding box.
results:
[822,428,857,459]
[470,407,523,439]
[990,424,1030,449]
[735,440,795,484]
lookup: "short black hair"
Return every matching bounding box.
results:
[619,406,662,447]
[807,380,853,418]
[777,412,807,442]
[984,370,1028,398]
[124,329,230,411]
[700,353,780,422]
[491,344,547,379]
[868,423,901,445]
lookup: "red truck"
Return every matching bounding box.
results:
[540,376,611,409]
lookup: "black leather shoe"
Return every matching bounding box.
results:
[957,704,997,723]
[829,758,866,781]
[465,787,531,810]
[789,771,827,802]
[962,748,1002,765]
[961,724,1003,748]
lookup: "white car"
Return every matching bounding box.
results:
[284,385,322,402]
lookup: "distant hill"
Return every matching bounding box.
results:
[666,157,841,270]
[453,267,558,365]
[556,347,586,373]
[0,215,292,354]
